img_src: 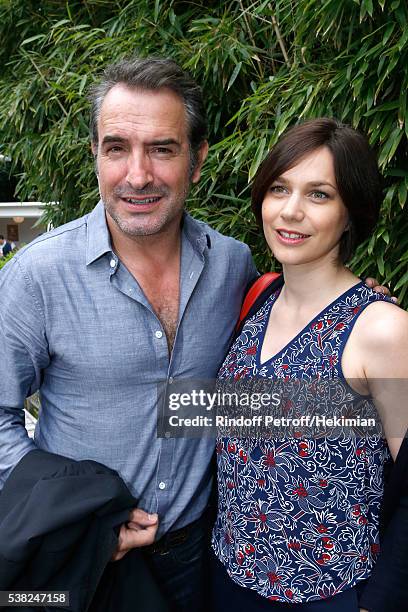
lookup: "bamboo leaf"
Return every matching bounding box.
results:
[248,137,266,182]
[360,0,374,21]
[382,22,395,45]
[227,62,242,91]
[21,34,46,46]
[398,180,407,208]
[394,270,408,291]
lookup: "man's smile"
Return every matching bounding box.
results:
[123,196,161,204]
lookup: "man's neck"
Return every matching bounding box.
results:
[106,214,182,269]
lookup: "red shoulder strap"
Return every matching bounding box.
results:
[237,272,281,328]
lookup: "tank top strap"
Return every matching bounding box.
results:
[315,281,393,377]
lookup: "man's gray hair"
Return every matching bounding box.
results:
[89,56,208,165]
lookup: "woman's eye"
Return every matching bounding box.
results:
[270,185,287,194]
[310,191,329,200]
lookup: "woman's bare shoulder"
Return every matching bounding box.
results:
[358,300,408,339]
[355,300,408,376]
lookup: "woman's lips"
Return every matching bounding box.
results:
[275,229,310,245]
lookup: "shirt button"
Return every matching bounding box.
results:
[164,432,171,439]
[168,377,174,384]
[158,481,166,490]
[110,259,116,268]
[155,330,163,339]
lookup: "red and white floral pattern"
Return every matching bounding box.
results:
[212,282,391,603]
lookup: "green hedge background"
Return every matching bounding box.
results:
[0,0,407,303]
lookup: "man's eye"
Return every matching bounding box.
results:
[152,147,173,155]
[107,146,123,154]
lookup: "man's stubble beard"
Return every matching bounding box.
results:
[103,182,191,239]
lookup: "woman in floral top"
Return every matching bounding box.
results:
[211,118,408,611]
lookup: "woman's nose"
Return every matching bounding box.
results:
[280,191,304,222]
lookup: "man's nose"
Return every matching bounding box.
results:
[126,152,153,188]
[280,191,304,222]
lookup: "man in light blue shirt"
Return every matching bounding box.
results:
[0,57,256,609]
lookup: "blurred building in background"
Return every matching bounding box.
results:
[0,154,47,247]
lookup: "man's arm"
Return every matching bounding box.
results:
[0,256,49,486]
[1,256,158,557]
[359,440,408,612]
[357,302,408,611]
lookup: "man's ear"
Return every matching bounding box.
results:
[191,140,209,184]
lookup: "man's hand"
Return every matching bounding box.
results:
[111,508,159,561]
[364,277,398,303]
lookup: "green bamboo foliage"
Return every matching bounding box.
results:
[0,251,15,271]
[0,0,407,303]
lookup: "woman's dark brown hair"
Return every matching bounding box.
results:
[251,118,383,263]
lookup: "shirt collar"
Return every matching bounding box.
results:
[86,201,113,266]
[182,212,211,255]
[85,202,210,266]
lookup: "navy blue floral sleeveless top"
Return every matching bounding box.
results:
[212,281,392,603]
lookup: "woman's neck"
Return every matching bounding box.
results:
[279,257,358,312]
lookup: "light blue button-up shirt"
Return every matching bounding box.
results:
[0,202,256,535]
